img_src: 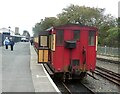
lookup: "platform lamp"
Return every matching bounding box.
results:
[8,26,11,34]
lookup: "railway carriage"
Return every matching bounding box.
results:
[34,24,98,80]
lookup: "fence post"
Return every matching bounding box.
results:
[105,45,106,54]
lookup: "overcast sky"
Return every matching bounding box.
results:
[0,0,119,36]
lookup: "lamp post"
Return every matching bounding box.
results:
[8,26,11,34]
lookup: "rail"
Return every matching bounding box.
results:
[94,66,120,86]
[62,81,95,94]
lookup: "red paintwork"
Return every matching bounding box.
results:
[34,24,98,77]
[49,24,98,73]
[34,42,39,49]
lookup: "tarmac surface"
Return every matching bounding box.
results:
[2,42,35,92]
[0,42,60,93]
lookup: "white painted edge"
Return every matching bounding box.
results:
[0,47,2,94]
[41,64,61,94]
[30,45,61,93]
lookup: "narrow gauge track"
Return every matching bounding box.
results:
[62,80,95,94]
[54,79,95,94]
[94,66,120,86]
[97,58,120,64]
[44,63,95,93]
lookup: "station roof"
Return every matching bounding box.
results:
[0,28,15,35]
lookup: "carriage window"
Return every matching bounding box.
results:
[73,30,80,41]
[56,30,64,45]
[40,36,48,47]
[89,31,95,46]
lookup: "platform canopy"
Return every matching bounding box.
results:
[0,28,15,35]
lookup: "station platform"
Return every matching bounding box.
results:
[30,45,60,93]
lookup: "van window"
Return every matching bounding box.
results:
[39,36,48,47]
[73,30,80,41]
[89,31,95,46]
[56,30,64,45]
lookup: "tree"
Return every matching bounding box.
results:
[57,5,104,26]
[22,30,30,38]
[40,17,59,30]
[33,17,59,36]
[104,27,119,47]
[33,4,117,47]
[32,22,42,36]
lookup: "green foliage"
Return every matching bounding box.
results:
[33,17,59,36]
[32,22,42,36]
[104,27,119,47]
[22,30,30,37]
[40,17,59,30]
[33,4,118,47]
[57,4,103,26]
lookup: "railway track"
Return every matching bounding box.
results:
[44,63,94,93]
[62,82,72,94]
[61,81,95,94]
[94,66,120,86]
[97,56,120,64]
[53,77,95,94]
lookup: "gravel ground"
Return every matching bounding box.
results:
[82,74,120,93]
[96,60,119,74]
[81,59,120,93]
